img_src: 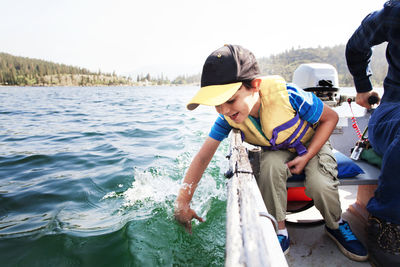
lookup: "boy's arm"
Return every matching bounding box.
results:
[286,103,338,174]
[174,136,221,233]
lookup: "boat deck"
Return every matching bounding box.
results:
[285,185,371,266]
[285,118,374,266]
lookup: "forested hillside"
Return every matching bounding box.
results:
[182,43,388,87]
[0,52,196,86]
[258,43,387,87]
[0,52,133,86]
[0,43,388,87]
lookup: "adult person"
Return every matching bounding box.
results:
[345,1,400,265]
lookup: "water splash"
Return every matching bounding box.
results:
[103,162,226,223]
[122,168,180,207]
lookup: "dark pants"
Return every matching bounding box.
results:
[367,102,400,265]
[367,102,400,225]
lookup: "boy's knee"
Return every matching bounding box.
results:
[260,160,290,181]
[305,177,337,196]
[305,150,339,196]
[260,151,291,177]
[307,148,338,180]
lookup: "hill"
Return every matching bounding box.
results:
[1,44,388,87]
[0,52,134,86]
[171,44,388,87]
[258,43,387,87]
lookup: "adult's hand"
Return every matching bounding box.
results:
[355,91,380,109]
[174,202,203,234]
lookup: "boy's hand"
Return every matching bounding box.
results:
[287,155,309,175]
[174,202,203,234]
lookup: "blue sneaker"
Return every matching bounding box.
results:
[325,221,368,261]
[278,234,290,255]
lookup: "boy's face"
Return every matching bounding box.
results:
[215,84,259,124]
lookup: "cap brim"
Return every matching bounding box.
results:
[186,82,242,110]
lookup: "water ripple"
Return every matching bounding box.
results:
[0,86,227,265]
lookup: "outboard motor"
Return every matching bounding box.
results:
[292,63,349,106]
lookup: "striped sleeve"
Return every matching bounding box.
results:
[287,83,324,124]
[208,114,232,141]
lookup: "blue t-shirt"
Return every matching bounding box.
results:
[209,83,324,141]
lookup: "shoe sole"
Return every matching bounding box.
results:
[283,246,290,255]
[325,228,368,262]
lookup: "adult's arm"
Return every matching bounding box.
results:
[345,6,387,95]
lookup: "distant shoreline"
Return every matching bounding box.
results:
[0,83,200,88]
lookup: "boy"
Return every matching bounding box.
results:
[175,44,367,261]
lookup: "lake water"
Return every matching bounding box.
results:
[0,86,229,266]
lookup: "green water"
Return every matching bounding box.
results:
[0,86,229,266]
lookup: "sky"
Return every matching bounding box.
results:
[0,0,387,79]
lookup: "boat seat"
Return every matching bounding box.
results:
[247,147,380,212]
[286,149,380,188]
[248,147,380,188]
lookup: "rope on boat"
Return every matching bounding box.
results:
[347,98,363,139]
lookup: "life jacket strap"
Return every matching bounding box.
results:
[270,113,300,146]
[260,114,311,156]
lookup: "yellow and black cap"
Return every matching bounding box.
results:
[186,44,260,110]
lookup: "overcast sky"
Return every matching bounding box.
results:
[0,0,386,79]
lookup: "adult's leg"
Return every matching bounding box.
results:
[366,102,400,265]
[367,102,400,224]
